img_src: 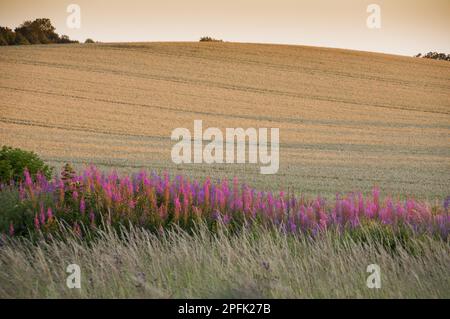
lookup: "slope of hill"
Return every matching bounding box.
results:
[0,42,449,198]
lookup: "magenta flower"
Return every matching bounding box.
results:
[18,184,25,200]
[373,187,380,212]
[47,207,53,220]
[5,166,449,239]
[174,197,181,220]
[89,209,96,227]
[223,214,231,225]
[9,222,14,236]
[34,215,40,230]
[288,220,297,233]
[24,168,32,187]
[80,198,86,214]
[444,196,450,212]
[39,203,46,225]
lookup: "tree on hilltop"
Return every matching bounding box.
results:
[0,18,78,46]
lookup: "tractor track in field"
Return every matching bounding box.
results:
[1,85,449,131]
[1,115,448,158]
[2,58,450,115]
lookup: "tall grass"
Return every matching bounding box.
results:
[0,223,448,298]
[0,166,448,298]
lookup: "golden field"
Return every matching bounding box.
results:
[0,42,449,198]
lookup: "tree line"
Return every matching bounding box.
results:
[0,18,82,46]
[414,52,450,62]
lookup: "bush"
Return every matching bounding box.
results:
[58,34,78,44]
[84,38,95,44]
[14,32,29,45]
[0,146,52,184]
[0,35,7,46]
[199,36,223,42]
[0,18,77,46]
[415,52,450,61]
[0,27,17,45]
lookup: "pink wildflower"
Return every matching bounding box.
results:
[47,207,53,220]
[9,222,14,236]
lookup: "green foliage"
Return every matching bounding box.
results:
[58,34,78,44]
[415,52,450,61]
[0,27,17,45]
[0,187,25,236]
[0,146,52,183]
[0,34,7,46]
[199,36,223,42]
[338,220,428,256]
[0,18,77,46]
[13,32,29,45]
[14,19,57,44]
[85,38,95,44]
[0,160,13,180]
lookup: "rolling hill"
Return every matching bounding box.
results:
[0,42,449,198]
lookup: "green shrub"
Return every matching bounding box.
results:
[0,18,77,46]
[0,34,7,46]
[199,36,223,42]
[0,27,17,45]
[85,38,95,44]
[0,146,52,183]
[13,32,30,45]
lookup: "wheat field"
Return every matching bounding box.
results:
[0,42,449,198]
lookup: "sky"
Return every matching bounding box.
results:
[1,0,449,56]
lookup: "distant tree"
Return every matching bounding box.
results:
[199,36,223,42]
[58,35,71,43]
[58,34,78,44]
[415,51,450,62]
[0,33,7,46]
[0,18,77,46]
[36,18,59,43]
[14,20,40,44]
[0,27,17,45]
[84,38,95,44]
[14,32,30,45]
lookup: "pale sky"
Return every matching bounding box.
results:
[1,0,449,56]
